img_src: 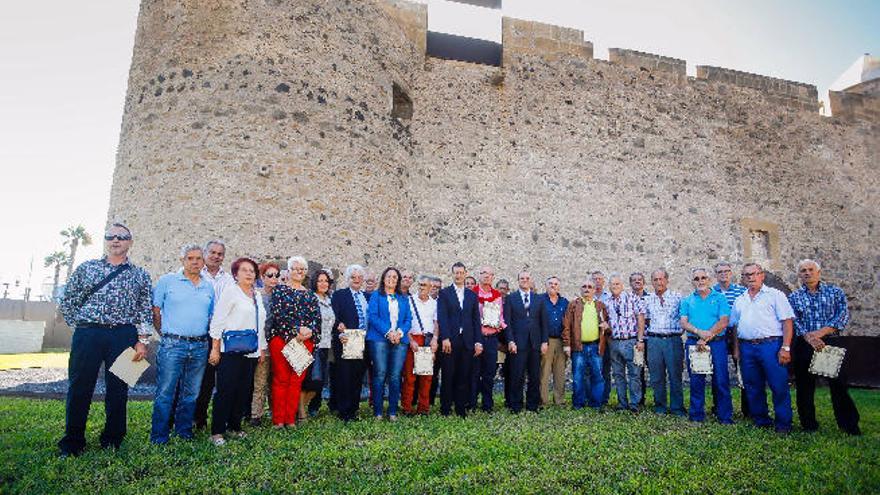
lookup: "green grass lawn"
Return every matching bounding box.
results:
[1,389,878,494]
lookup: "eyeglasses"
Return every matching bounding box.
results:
[693,276,709,281]
[264,272,280,278]
[104,234,132,241]
[581,285,595,289]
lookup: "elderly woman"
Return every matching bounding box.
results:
[248,262,280,426]
[268,256,321,428]
[208,258,267,446]
[303,270,336,416]
[366,267,412,420]
[401,274,439,415]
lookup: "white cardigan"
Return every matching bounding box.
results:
[210,284,267,358]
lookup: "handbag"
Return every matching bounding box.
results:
[222,291,259,354]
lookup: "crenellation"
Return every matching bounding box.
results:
[608,48,686,82]
[501,17,593,67]
[696,64,818,111]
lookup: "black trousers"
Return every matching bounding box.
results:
[335,349,365,421]
[194,360,216,428]
[471,335,499,411]
[211,353,252,435]
[440,343,473,417]
[429,351,443,405]
[508,345,542,412]
[58,325,137,455]
[793,336,860,434]
[308,348,333,414]
[242,357,258,420]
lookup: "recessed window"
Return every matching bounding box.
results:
[391,82,413,120]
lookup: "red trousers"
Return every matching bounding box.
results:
[269,336,313,425]
[401,334,433,414]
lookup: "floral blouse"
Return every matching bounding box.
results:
[268,284,321,343]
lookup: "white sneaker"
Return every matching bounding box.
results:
[210,435,226,446]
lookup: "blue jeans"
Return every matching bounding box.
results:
[150,336,209,443]
[367,339,407,417]
[647,336,685,415]
[685,338,732,423]
[740,339,792,430]
[571,343,604,409]
[610,339,642,410]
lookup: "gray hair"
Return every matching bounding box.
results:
[629,272,645,282]
[797,259,821,271]
[714,261,733,271]
[651,268,669,280]
[691,267,710,277]
[742,262,764,273]
[179,243,204,259]
[591,270,605,278]
[287,256,308,270]
[204,239,226,252]
[545,276,560,285]
[417,274,434,284]
[432,276,443,283]
[344,264,366,281]
[108,222,132,236]
[608,273,625,284]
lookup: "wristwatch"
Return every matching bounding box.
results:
[138,335,151,346]
[781,345,791,352]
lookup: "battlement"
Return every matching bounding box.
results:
[501,17,593,66]
[695,65,818,111]
[608,48,686,81]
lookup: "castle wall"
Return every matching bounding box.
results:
[110,0,880,335]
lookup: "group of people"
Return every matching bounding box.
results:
[56,223,862,456]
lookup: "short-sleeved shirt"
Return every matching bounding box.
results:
[606,292,645,339]
[713,283,747,329]
[581,301,599,342]
[730,285,795,340]
[644,291,684,335]
[153,272,215,337]
[680,289,730,337]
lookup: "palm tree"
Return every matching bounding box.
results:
[61,225,92,280]
[44,251,70,299]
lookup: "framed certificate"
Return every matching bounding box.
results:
[282,338,314,375]
[633,347,645,367]
[482,300,502,328]
[414,347,434,375]
[688,345,712,374]
[808,345,846,379]
[342,329,366,360]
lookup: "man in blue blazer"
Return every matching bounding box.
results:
[437,262,484,417]
[504,271,549,413]
[331,264,370,422]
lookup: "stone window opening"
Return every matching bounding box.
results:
[740,218,781,271]
[391,82,413,120]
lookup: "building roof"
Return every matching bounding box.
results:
[829,54,880,92]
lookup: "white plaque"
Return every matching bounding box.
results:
[633,347,645,367]
[282,338,314,376]
[342,329,366,360]
[808,345,846,379]
[481,300,502,328]
[414,347,434,376]
[688,345,713,374]
[109,347,150,387]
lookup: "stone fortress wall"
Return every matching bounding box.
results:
[109,0,879,335]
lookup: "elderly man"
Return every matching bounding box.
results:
[469,266,506,412]
[629,272,650,407]
[591,271,613,406]
[193,239,234,429]
[505,271,548,413]
[680,268,733,424]
[644,268,685,416]
[495,278,513,404]
[57,223,152,457]
[606,274,646,412]
[731,263,795,433]
[363,270,378,300]
[713,261,749,417]
[150,244,215,444]
[437,262,484,417]
[400,269,415,296]
[788,259,860,435]
[563,278,609,410]
[331,264,370,422]
[539,276,569,406]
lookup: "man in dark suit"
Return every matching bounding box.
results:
[331,264,370,422]
[437,262,484,417]
[505,271,549,413]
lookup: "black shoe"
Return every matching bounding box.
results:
[774,427,791,435]
[58,449,81,459]
[248,417,262,427]
[843,427,862,436]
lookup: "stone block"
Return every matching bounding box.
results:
[0,320,45,354]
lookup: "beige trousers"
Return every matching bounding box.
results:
[251,355,271,419]
[540,337,567,406]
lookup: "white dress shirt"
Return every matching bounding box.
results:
[731,285,795,340]
[209,284,267,358]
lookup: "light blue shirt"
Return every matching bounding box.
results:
[680,289,731,337]
[644,290,683,335]
[153,272,215,337]
[730,285,794,340]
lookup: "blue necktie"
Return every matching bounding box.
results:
[354,291,366,330]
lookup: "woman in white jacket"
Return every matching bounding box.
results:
[208,257,267,446]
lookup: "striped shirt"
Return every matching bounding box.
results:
[788,282,849,337]
[606,292,646,339]
[714,282,747,331]
[644,290,683,335]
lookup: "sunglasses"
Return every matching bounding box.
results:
[264,272,280,278]
[104,234,132,241]
[693,276,709,281]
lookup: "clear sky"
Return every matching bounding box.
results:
[0,0,877,299]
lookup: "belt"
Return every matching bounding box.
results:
[78,323,129,329]
[612,336,637,341]
[163,333,209,342]
[549,336,562,340]
[738,336,781,344]
[646,332,682,338]
[580,339,599,345]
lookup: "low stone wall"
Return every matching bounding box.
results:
[0,300,73,350]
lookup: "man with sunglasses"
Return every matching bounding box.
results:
[730,263,795,434]
[58,223,153,457]
[562,279,610,410]
[680,268,733,424]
